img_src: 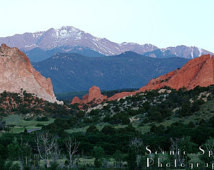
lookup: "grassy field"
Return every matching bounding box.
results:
[3,114,55,133]
[65,123,128,134]
[65,123,109,134]
[2,99,214,135]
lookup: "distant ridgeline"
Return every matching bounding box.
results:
[34,52,188,93]
[0,26,212,61]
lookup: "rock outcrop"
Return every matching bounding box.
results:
[72,54,214,105]
[138,54,214,92]
[72,86,107,105]
[108,92,136,101]
[0,44,59,103]
[109,54,214,100]
[71,96,81,104]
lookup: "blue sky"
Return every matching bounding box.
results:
[1,0,214,51]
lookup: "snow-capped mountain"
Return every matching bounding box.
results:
[0,26,157,55]
[144,46,212,59]
[165,46,210,59]
[0,26,212,58]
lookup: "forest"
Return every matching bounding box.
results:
[0,86,214,169]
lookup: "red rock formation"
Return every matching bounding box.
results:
[71,96,81,104]
[87,86,106,102]
[0,44,60,103]
[108,54,214,101]
[72,54,214,105]
[108,92,136,101]
[138,54,214,92]
[71,86,107,105]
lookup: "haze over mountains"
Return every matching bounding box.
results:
[0,26,212,62]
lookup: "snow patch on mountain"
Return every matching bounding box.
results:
[54,26,83,39]
[32,32,43,38]
[24,44,37,48]
[199,48,202,57]
[191,48,194,59]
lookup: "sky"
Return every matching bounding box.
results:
[0,0,214,51]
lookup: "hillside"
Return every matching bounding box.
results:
[33,52,188,93]
[24,46,105,62]
[0,85,213,169]
[0,91,71,116]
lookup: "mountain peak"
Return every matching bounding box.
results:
[0,26,160,55]
[117,51,141,57]
[0,26,212,57]
[53,26,83,39]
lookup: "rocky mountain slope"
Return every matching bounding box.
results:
[139,54,214,91]
[0,26,157,56]
[0,26,211,59]
[0,44,59,103]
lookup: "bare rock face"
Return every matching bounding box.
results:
[71,86,107,105]
[0,44,59,103]
[108,92,136,101]
[87,86,107,103]
[138,54,214,92]
[71,96,81,104]
[109,54,214,101]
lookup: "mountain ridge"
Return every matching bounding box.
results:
[25,46,105,62]
[33,52,188,93]
[0,26,212,59]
